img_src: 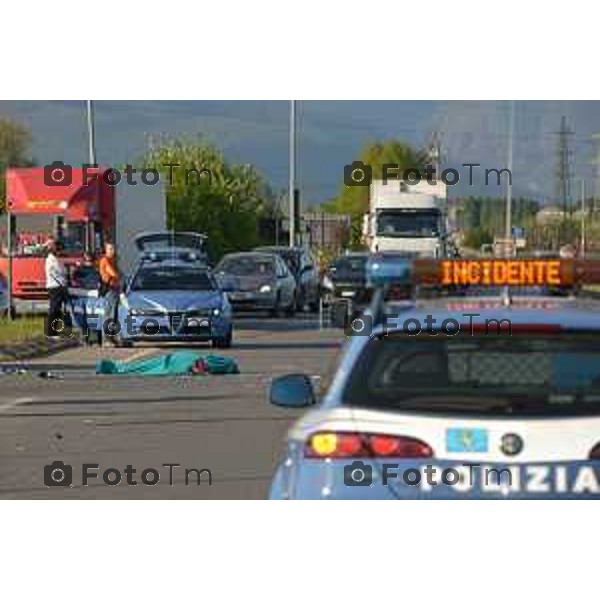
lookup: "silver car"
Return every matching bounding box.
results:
[215,252,296,316]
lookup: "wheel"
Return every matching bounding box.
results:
[296,290,307,313]
[270,293,282,318]
[212,328,233,349]
[285,294,297,317]
[308,294,320,313]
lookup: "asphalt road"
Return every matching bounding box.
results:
[0,316,343,499]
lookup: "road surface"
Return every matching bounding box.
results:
[0,317,343,499]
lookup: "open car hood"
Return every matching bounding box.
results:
[134,232,207,253]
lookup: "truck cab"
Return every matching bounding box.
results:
[0,167,115,302]
[363,179,449,258]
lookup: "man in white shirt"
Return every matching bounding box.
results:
[45,238,69,336]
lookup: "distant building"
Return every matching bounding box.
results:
[536,205,565,224]
[303,212,351,253]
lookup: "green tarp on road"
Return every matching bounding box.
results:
[96,351,240,376]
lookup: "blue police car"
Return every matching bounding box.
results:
[114,233,232,347]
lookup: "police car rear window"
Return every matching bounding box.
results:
[343,333,600,416]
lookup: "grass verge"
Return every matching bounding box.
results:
[0,316,46,345]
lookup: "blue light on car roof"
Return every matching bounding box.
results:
[366,253,412,288]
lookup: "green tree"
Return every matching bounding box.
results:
[142,138,275,260]
[322,140,423,247]
[462,227,493,249]
[0,117,33,212]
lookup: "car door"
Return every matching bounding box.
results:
[278,258,295,304]
[301,251,318,303]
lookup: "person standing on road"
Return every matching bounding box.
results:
[45,238,69,336]
[98,242,122,337]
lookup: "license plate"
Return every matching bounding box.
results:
[341,290,355,297]
[446,428,488,453]
[232,292,254,300]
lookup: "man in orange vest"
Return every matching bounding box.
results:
[99,242,120,294]
[98,243,122,341]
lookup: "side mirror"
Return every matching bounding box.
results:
[269,374,316,408]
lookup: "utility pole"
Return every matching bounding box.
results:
[86,100,97,166]
[504,100,515,254]
[288,100,297,247]
[591,133,600,216]
[580,179,586,257]
[85,100,98,256]
[428,131,442,178]
[554,115,574,221]
[6,208,14,321]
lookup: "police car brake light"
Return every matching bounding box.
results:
[305,432,433,459]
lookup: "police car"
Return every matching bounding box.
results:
[268,255,600,499]
[114,233,233,347]
[69,232,233,348]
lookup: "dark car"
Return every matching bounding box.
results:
[215,252,296,316]
[254,246,320,311]
[324,252,370,303]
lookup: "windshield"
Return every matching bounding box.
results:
[217,256,275,277]
[256,248,299,273]
[0,217,88,257]
[330,256,367,281]
[131,268,215,291]
[343,333,600,416]
[376,210,440,238]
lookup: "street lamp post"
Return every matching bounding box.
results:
[504,100,515,254]
[86,100,97,166]
[581,179,586,258]
[289,100,297,247]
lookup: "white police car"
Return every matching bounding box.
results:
[268,256,600,499]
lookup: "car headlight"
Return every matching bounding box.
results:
[259,284,272,293]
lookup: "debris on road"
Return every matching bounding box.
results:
[37,371,64,380]
[0,366,27,376]
[96,351,240,376]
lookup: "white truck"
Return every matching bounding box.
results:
[362,179,449,257]
[114,181,167,277]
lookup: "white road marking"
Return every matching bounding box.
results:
[0,396,35,412]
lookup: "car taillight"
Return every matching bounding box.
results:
[305,431,433,459]
[589,443,600,459]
